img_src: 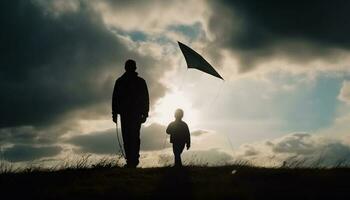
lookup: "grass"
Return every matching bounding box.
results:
[1,157,350,199]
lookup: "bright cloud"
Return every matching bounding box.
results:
[234,133,350,167]
[338,81,350,104]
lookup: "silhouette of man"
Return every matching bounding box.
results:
[112,59,149,168]
[166,109,191,167]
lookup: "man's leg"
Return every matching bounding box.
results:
[129,121,141,167]
[120,115,132,166]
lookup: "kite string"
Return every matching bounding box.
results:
[207,65,237,111]
[115,119,125,159]
[206,80,225,114]
[162,134,168,150]
[224,132,235,158]
[204,81,236,159]
[218,71,239,158]
[178,68,188,92]
[206,71,238,158]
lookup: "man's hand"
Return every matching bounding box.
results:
[112,114,118,123]
[186,144,190,150]
[140,113,148,123]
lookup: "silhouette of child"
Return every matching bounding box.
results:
[166,109,191,167]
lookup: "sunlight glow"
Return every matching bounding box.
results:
[151,89,199,128]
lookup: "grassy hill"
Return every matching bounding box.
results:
[1,165,350,199]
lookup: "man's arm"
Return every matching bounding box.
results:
[140,79,149,123]
[143,79,149,116]
[112,80,118,123]
[186,124,191,149]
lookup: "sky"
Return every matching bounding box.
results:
[1,0,350,168]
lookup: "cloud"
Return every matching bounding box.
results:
[192,130,208,136]
[66,129,119,155]
[234,133,350,167]
[338,81,350,104]
[0,125,74,146]
[0,0,168,128]
[0,126,39,145]
[207,0,350,73]
[66,123,211,155]
[3,144,62,162]
[140,123,171,151]
[271,133,322,155]
[91,0,209,32]
[182,149,233,166]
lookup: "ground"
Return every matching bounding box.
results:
[1,166,350,199]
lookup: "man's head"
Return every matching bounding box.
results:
[125,59,137,72]
[174,108,184,120]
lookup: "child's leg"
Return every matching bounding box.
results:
[172,144,180,166]
[173,143,185,166]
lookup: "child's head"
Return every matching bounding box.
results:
[174,108,184,120]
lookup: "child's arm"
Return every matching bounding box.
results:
[166,123,172,135]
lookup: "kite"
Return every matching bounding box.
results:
[178,41,224,80]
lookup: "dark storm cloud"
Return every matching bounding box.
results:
[0,126,38,144]
[0,125,70,145]
[208,0,350,72]
[0,0,167,128]
[3,144,62,162]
